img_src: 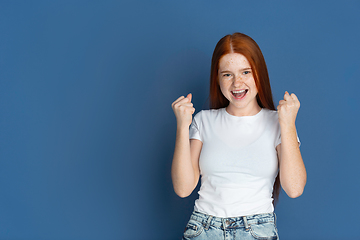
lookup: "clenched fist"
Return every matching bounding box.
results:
[171,93,195,129]
[277,91,300,127]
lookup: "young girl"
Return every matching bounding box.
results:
[171,32,306,240]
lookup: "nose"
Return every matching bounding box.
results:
[233,75,244,87]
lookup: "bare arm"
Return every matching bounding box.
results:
[171,93,202,198]
[276,128,306,198]
[276,91,307,198]
[172,136,202,198]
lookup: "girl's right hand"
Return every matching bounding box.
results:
[171,93,195,128]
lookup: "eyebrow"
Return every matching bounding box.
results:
[219,67,252,73]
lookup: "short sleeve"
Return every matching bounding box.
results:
[189,111,202,142]
[275,128,301,148]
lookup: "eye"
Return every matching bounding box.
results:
[223,73,231,77]
[243,70,251,75]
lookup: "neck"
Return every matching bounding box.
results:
[225,104,262,117]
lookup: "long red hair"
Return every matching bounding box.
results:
[209,32,281,206]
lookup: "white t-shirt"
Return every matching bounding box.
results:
[189,107,300,218]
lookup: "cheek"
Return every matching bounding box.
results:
[219,80,229,94]
[218,81,230,99]
[248,78,258,91]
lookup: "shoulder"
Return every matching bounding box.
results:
[194,108,223,120]
[262,108,278,117]
[261,108,279,123]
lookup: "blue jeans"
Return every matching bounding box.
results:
[182,211,279,240]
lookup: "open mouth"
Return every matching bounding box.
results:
[231,89,248,99]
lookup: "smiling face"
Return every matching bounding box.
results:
[218,53,261,116]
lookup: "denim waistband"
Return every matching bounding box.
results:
[190,211,276,230]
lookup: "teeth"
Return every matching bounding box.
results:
[232,90,246,93]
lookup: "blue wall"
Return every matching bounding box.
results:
[1,1,359,239]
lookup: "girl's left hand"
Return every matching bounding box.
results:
[277,91,300,127]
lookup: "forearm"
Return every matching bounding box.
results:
[171,127,197,198]
[279,124,307,198]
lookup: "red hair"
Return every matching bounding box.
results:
[209,32,281,206]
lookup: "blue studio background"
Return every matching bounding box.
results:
[1,1,359,239]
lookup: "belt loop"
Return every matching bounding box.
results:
[205,215,213,230]
[221,218,226,231]
[243,216,250,231]
[274,212,277,224]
